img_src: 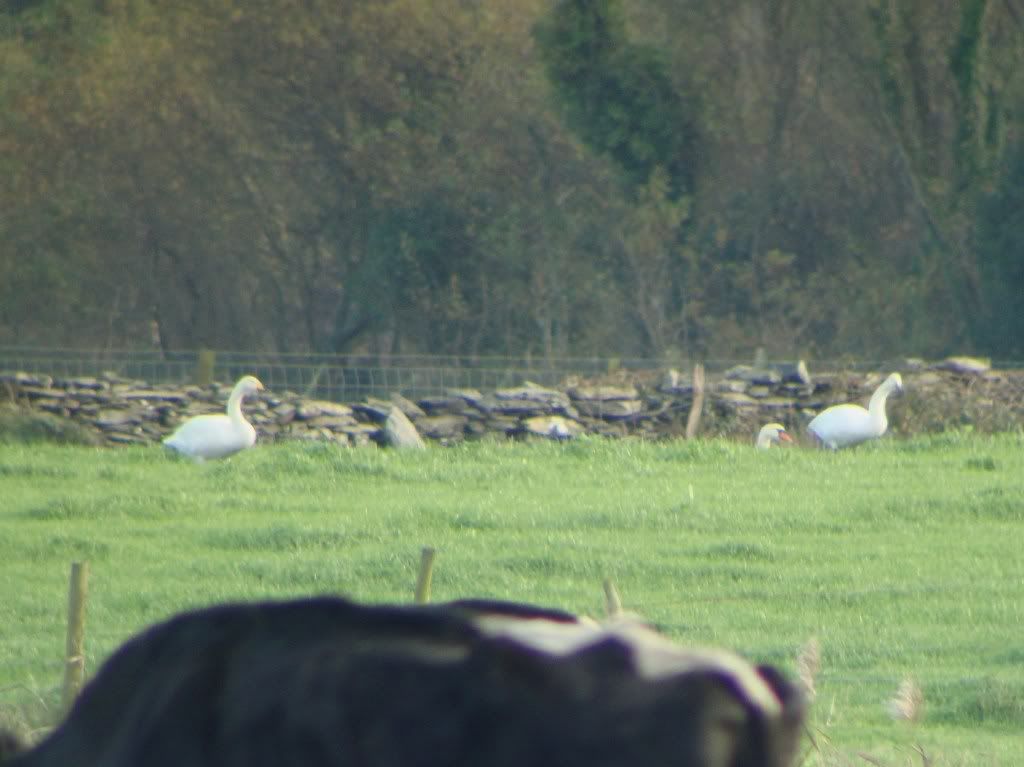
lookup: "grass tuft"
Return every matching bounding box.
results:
[796,636,821,703]
[0,406,101,446]
[930,676,1024,726]
[965,455,998,471]
[886,677,924,722]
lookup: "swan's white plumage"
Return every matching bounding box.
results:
[755,423,793,449]
[807,372,903,450]
[163,375,264,461]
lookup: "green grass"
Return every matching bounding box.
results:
[1,433,1023,764]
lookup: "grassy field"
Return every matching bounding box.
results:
[1,433,1023,764]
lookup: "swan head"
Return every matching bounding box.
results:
[886,372,903,394]
[756,423,793,449]
[234,375,265,397]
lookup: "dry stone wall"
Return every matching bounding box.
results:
[2,356,1022,448]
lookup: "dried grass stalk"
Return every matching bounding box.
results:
[886,676,924,722]
[796,636,821,702]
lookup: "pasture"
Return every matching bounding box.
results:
[1,433,1022,764]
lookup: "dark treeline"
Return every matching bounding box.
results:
[1,0,1022,360]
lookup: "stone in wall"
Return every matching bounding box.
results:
[384,407,427,450]
[572,399,643,420]
[416,415,468,443]
[523,415,583,440]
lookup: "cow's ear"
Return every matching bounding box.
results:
[754,665,807,767]
[755,665,804,710]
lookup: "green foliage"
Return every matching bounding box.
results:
[950,0,987,93]
[950,0,989,174]
[971,141,1024,357]
[1,436,1024,761]
[612,168,695,354]
[535,0,694,195]
[0,0,110,57]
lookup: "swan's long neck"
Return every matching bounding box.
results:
[226,387,249,423]
[867,378,897,434]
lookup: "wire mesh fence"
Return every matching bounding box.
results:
[1,346,1021,404]
[0,347,668,401]
[0,347,721,402]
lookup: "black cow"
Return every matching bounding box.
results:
[3,597,804,767]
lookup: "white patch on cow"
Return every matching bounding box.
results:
[472,614,782,717]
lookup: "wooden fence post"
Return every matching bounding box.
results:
[414,547,436,604]
[685,363,706,440]
[195,348,216,386]
[61,561,90,713]
[603,578,623,618]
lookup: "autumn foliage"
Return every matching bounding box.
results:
[1,0,1022,360]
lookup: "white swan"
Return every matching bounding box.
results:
[163,375,264,461]
[756,423,793,449]
[807,372,903,450]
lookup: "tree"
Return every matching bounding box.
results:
[534,0,695,196]
[972,141,1024,358]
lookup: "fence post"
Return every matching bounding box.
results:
[603,578,623,618]
[685,363,706,440]
[61,561,90,713]
[414,547,436,604]
[195,348,216,386]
